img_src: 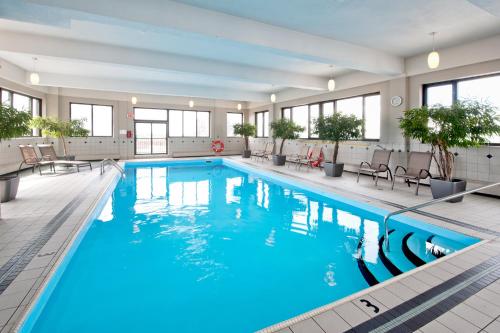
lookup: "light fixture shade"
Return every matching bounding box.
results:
[427,51,440,69]
[270,93,276,103]
[30,72,40,85]
[131,96,138,105]
[237,103,242,111]
[189,100,194,108]
[328,78,336,92]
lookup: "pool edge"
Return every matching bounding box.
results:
[14,170,122,333]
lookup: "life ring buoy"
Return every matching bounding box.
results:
[211,140,225,154]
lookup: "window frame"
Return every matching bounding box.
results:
[255,110,269,138]
[167,109,211,138]
[226,112,244,138]
[281,92,381,141]
[422,72,500,145]
[0,87,42,137]
[69,102,114,137]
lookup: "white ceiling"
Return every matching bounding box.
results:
[0,0,499,101]
[173,0,500,56]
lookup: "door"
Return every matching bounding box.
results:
[135,122,168,155]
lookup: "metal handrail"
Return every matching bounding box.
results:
[100,158,125,177]
[384,181,500,251]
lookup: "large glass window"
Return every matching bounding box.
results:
[134,108,168,121]
[281,93,381,140]
[292,105,309,138]
[168,110,210,137]
[424,74,500,143]
[0,87,42,136]
[70,103,113,136]
[425,84,453,107]
[255,111,269,137]
[227,113,243,137]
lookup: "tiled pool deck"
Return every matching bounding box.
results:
[0,157,498,332]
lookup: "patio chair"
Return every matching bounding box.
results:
[286,144,310,168]
[357,149,393,186]
[38,144,92,172]
[250,142,267,159]
[18,145,55,175]
[296,145,323,170]
[391,151,432,195]
[254,142,274,162]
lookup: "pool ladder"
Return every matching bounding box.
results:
[384,181,500,251]
[100,158,125,178]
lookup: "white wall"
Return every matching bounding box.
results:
[247,59,500,194]
[0,74,247,174]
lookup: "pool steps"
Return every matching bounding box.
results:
[357,230,456,286]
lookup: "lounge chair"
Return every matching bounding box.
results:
[286,144,310,168]
[357,149,393,186]
[391,151,432,195]
[254,142,274,162]
[250,142,267,159]
[18,145,55,175]
[38,144,92,172]
[296,145,323,170]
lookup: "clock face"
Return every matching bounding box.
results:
[391,96,402,107]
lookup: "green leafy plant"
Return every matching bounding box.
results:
[31,117,89,157]
[314,113,362,163]
[270,118,304,156]
[233,123,256,151]
[0,104,33,141]
[400,100,500,181]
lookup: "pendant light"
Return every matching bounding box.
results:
[427,32,440,69]
[131,96,138,105]
[270,93,276,103]
[189,100,194,108]
[327,65,335,92]
[30,57,40,85]
[237,103,242,111]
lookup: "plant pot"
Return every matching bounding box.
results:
[430,178,467,203]
[0,175,20,203]
[242,150,251,158]
[324,162,344,177]
[272,155,286,166]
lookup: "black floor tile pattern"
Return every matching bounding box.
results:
[0,178,99,295]
[344,255,500,333]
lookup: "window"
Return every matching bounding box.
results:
[0,87,42,136]
[134,108,168,121]
[227,113,243,137]
[168,110,210,137]
[424,74,500,143]
[70,103,113,136]
[282,93,380,140]
[255,111,269,137]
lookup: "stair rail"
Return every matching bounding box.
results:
[100,158,125,178]
[384,182,500,251]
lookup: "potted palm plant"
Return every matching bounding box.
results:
[31,117,89,159]
[400,100,500,202]
[270,118,304,166]
[314,113,362,177]
[233,123,256,158]
[0,104,32,203]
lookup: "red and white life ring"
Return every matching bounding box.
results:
[211,140,225,154]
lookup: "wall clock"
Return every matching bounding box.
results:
[390,96,403,107]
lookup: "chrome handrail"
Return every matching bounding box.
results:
[384,181,500,251]
[100,158,125,177]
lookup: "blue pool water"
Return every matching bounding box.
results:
[22,159,478,333]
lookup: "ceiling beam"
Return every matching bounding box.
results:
[26,0,404,75]
[29,72,269,101]
[0,31,328,91]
